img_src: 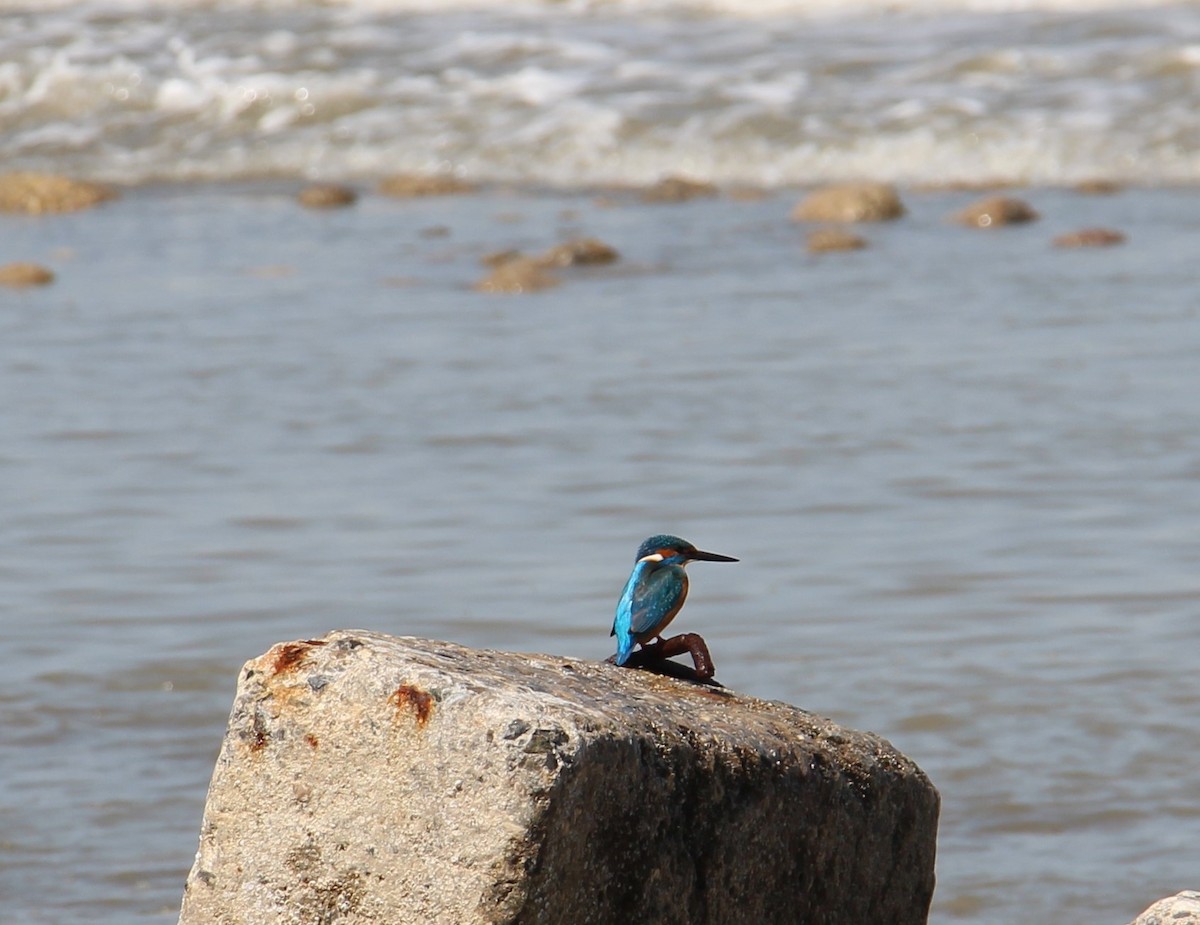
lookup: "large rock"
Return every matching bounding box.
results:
[178,631,939,925]
[1130,892,1200,925]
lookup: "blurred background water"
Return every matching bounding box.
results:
[4,0,1200,185]
[2,2,1199,924]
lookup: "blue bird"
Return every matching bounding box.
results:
[611,534,738,667]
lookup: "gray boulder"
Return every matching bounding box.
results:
[178,630,938,925]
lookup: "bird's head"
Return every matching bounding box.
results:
[634,534,739,566]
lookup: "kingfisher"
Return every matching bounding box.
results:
[611,534,738,667]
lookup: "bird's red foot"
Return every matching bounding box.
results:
[607,632,717,683]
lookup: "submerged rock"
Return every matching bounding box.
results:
[178,630,939,925]
[807,228,868,253]
[0,172,115,214]
[952,195,1039,227]
[791,182,905,223]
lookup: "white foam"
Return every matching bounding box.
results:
[0,0,1185,15]
[3,0,1197,186]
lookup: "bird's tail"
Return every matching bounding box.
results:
[613,632,636,666]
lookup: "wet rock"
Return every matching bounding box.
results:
[178,630,939,925]
[1052,227,1126,248]
[1128,892,1200,925]
[298,183,358,208]
[378,173,475,197]
[538,237,620,267]
[952,195,1038,227]
[639,175,719,203]
[791,182,905,222]
[0,172,115,214]
[807,228,868,253]
[473,256,559,294]
[0,262,55,286]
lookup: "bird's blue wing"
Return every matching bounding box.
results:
[613,563,688,665]
[628,566,686,637]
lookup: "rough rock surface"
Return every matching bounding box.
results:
[791,182,905,222]
[1129,892,1200,925]
[178,631,939,925]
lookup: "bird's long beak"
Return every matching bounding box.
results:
[689,549,738,563]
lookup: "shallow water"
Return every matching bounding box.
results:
[1,182,1198,923]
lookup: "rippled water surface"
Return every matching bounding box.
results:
[3,0,1200,184]
[1,182,1198,924]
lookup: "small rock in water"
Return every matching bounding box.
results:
[378,173,475,197]
[0,172,116,214]
[1075,178,1123,195]
[807,228,868,253]
[474,256,559,294]
[538,237,620,266]
[1052,227,1126,248]
[0,262,55,286]
[791,182,905,222]
[297,183,358,208]
[953,195,1039,227]
[639,175,719,203]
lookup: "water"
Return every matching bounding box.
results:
[2,181,1197,924]
[3,0,1200,185]
[2,1,1199,923]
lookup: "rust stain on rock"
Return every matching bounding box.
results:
[271,639,327,676]
[390,684,434,728]
[305,733,319,749]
